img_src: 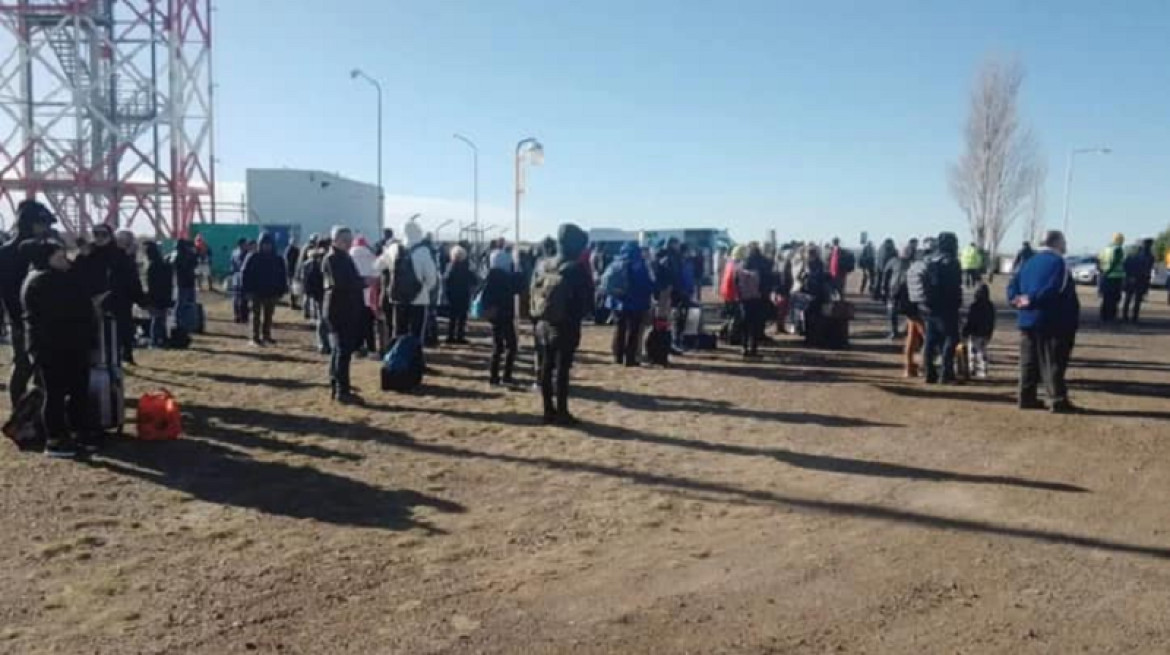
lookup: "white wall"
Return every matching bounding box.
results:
[246,169,381,241]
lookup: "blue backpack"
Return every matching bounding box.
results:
[601,259,631,299]
[381,335,424,392]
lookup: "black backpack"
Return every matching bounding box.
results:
[390,245,423,304]
[839,249,856,274]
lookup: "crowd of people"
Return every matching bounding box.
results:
[1,198,1167,458]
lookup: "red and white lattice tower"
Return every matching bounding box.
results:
[0,0,214,237]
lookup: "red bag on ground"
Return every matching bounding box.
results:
[137,390,182,441]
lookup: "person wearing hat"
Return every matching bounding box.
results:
[0,201,55,406]
[1097,232,1127,324]
[21,239,96,457]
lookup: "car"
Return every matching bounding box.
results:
[1153,265,1169,288]
[1065,255,1099,286]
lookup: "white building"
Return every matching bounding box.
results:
[246,169,381,241]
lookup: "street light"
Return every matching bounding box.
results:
[1062,146,1111,237]
[350,68,384,232]
[453,133,479,249]
[514,137,544,264]
[434,219,453,242]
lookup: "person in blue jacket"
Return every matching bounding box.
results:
[1007,229,1081,414]
[241,232,288,346]
[605,242,654,367]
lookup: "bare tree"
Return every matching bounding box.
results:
[949,56,1041,260]
[1023,159,1047,245]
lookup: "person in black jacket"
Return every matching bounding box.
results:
[532,223,593,425]
[21,240,96,458]
[444,245,476,344]
[169,239,199,308]
[1122,238,1156,323]
[74,223,145,365]
[0,200,53,405]
[921,231,964,384]
[302,238,330,353]
[481,253,521,386]
[322,228,365,403]
[284,238,301,310]
[143,241,174,347]
[241,232,288,346]
[962,283,996,379]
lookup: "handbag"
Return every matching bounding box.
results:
[137,390,182,441]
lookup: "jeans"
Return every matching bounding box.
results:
[885,301,900,337]
[315,308,331,352]
[923,313,960,382]
[329,331,354,394]
[612,310,645,365]
[8,322,33,406]
[149,309,169,347]
[489,318,518,383]
[923,313,959,382]
[251,296,277,341]
[537,322,580,418]
[1019,330,1075,405]
[968,336,990,377]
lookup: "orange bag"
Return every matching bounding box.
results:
[137,390,182,441]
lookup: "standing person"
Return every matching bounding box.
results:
[240,232,288,347]
[322,227,365,403]
[672,243,699,351]
[827,237,855,293]
[737,244,768,358]
[379,220,438,340]
[531,224,593,425]
[230,238,250,324]
[962,283,996,379]
[443,245,476,345]
[303,238,331,353]
[919,232,963,384]
[481,250,520,386]
[885,242,914,342]
[1009,230,1081,413]
[960,242,984,288]
[858,240,876,296]
[21,241,96,458]
[348,236,379,356]
[1097,233,1126,325]
[192,233,211,292]
[0,200,54,406]
[169,238,199,330]
[605,241,654,366]
[1122,238,1155,323]
[143,241,174,348]
[284,238,301,310]
[74,224,144,365]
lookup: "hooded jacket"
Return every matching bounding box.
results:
[21,243,96,359]
[531,223,593,327]
[0,203,52,321]
[241,232,289,298]
[73,236,144,316]
[921,233,963,316]
[963,285,996,339]
[605,242,654,313]
[376,221,438,306]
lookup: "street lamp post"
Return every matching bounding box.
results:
[1061,146,1111,237]
[514,137,544,265]
[350,68,384,232]
[453,134,479,250]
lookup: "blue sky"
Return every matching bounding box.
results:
[216,0,1170,251]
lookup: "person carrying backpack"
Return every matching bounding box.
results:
[898,238,927,376]
[531,224,593,425]
[604,241,653,367]
[241,232,288,347]
[917,232,963,384]
[378,220,438,341]
[0,200,54,406]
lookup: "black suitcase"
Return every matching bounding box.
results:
[644,324,671,367]
[87,315,125,434]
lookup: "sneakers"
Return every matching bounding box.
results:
[249,339,264,348]
[44,438,77,459]
[263,337,278,346]
[1018,398,1046,411]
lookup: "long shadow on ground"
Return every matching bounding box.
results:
[91,422,463,532]
[184,403,1167,559]
[876,383,1170,421]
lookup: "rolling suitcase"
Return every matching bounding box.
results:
[87,315,126,435]
[644,319,671,367]
[176,302,205,335]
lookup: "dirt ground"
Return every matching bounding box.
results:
[2,281,1170,654]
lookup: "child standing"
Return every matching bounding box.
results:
[962,283,996,379]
